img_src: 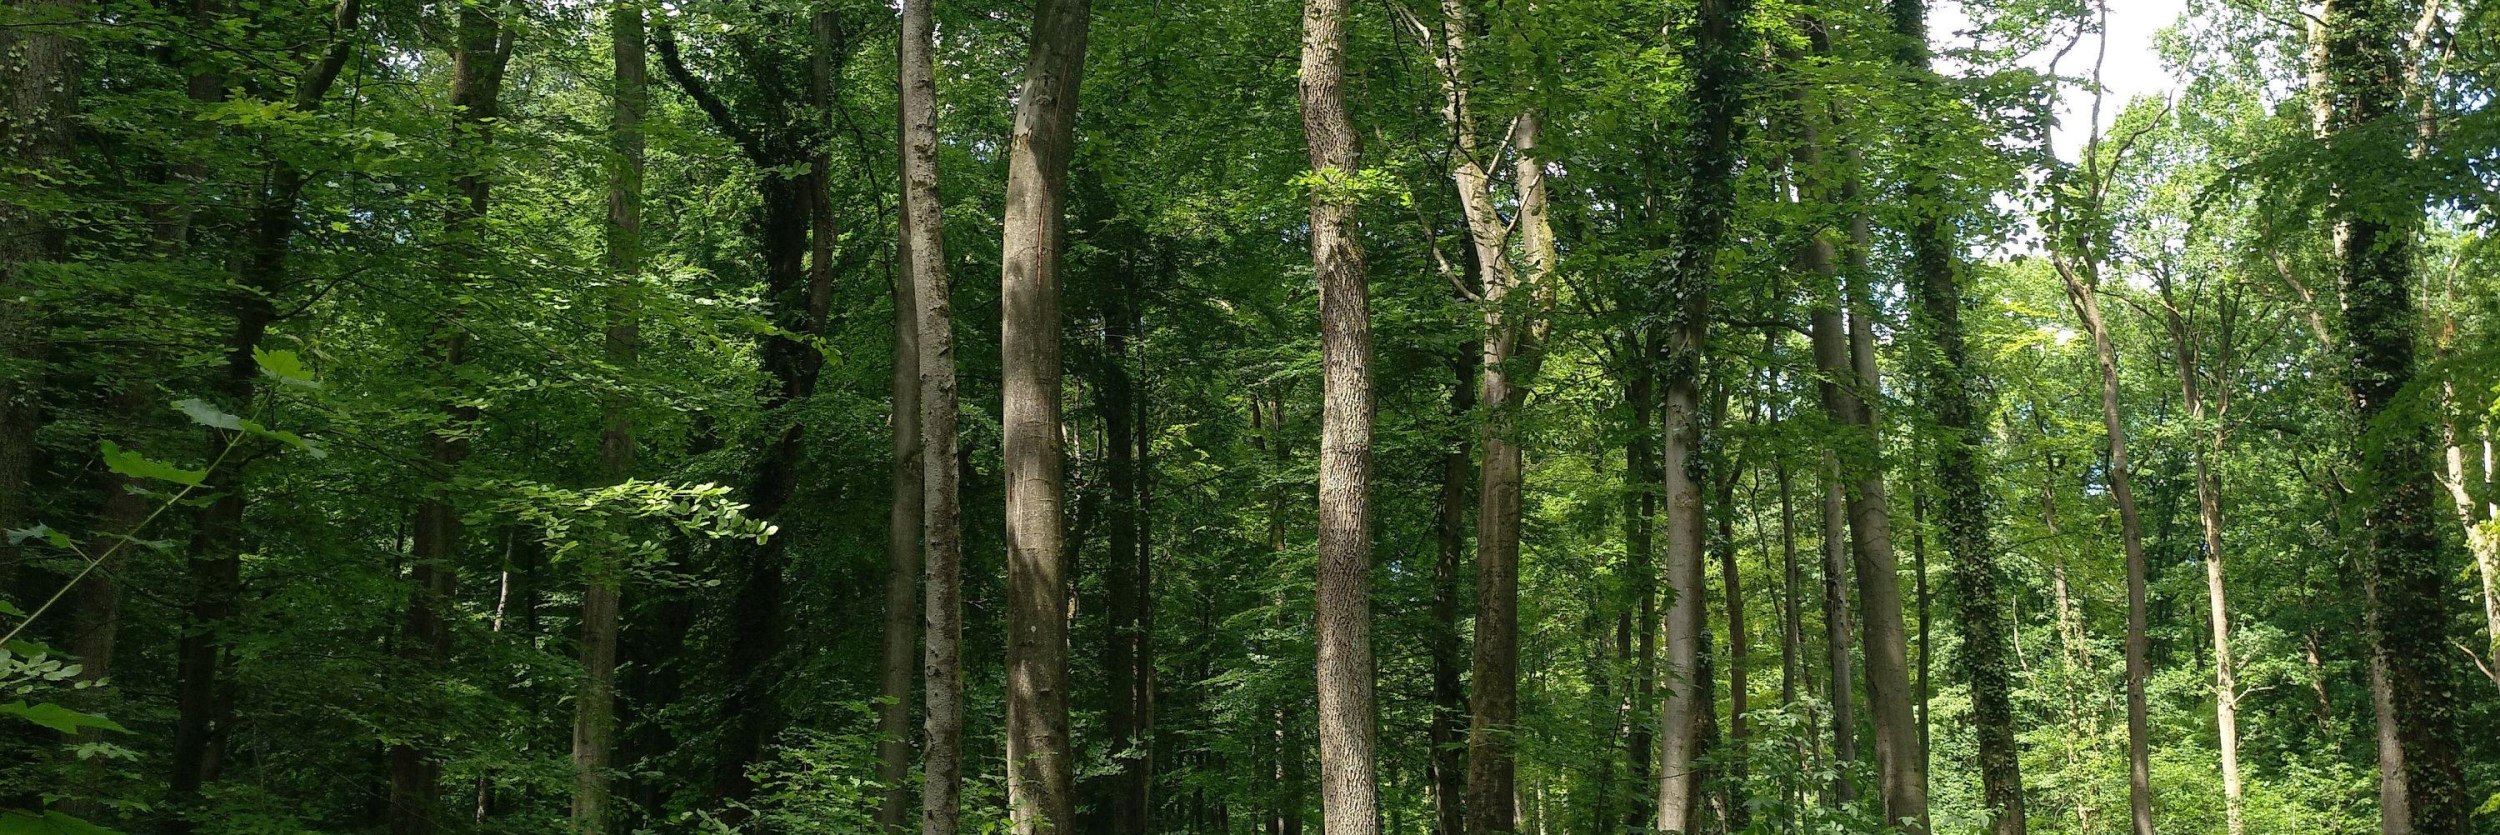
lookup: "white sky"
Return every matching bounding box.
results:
[1933,0,2191,161]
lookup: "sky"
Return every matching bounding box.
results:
[1933,0,2192,161]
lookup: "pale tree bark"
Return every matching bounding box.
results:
[1297,0,1380,828]
[2047,259,2154,835]
[1790,55,1927,830]
[1000,0,1091,825]
[1655,1,1748,830]
[2320,0,2471,831]
[1889,2,2025,830]
[902,0,961,828]
[391,7,513,832]
[2150,269,2244,835]
[571,6,643,832]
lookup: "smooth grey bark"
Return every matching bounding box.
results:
[2151,269,2244,835]
[999,0,1091,826]
[1297,0,1380,828]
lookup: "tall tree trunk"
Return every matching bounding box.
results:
[161,1,359,824]
[1000,0,1091,825]
[2153,273,2243,835]
[1297,0,1379,828]
[391,9,511,832]
[1887,2,2025,830]
[1621,342,1659,835]
[2048,257,2154,835]
[2320,1,2469,831]
[1654,1,1747,829]
[1711,441,1749,833]
[1432,350,1475,835]
[1819,453,1857,806]
[571,7,643,832]
[0,0,84,605]
[899,0,962,826]
[1791,68,1928,830]
[1098,267,1151,835]
[1460,111,1552,835]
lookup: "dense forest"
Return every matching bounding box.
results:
[2,0,2497,829]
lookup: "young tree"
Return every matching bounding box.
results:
[899,0,963,828]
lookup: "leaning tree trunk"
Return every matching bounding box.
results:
[2153,273,2243,835]
[999,0,1091,826]
[1887,2,2025,830]
[899,0,963,826]
[1655,0,1748,828]
[571,6,643,832]
[1297,0,1381,828]
[2049,257,2154,835]
[391,9,510,832]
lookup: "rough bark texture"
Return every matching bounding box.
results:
[2321,2,2469,831]
[571,8,642,832]
[1887,2,2025,831]
[390,8,510,832]
[1000,0,1090,826]
[900,0,962,828]
[1654,0,1747,828]
[1297,0,1380,828]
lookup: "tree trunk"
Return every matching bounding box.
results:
[391,9,510,832]
[1819,453,1857,806]
[1000,0,1091,825]
[1433,350,1475,835]
[1654,1,1747,828]
[1097,262,1152,834]
[1297,0,1379,828]
[571,8,642,832]
[1887,3,2025,830]
[0,0,84,607]
[2320,1,2469,831]
[1621,343,1659,835]
[1791,73,1929,830]
[900,0,962,827]
[2049,258,2154,835]
[2153,273,2242,835]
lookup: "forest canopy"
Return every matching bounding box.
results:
[1,0,2497,831]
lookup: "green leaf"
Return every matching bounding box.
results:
[253,348,320,389]
[174,398,243,431]
[3,526,70,549]
[0,702,131,736]
[0,809,123,835]
[100,441,206,487]
[0,599,22,617]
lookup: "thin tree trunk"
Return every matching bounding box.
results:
[1712,440,1750,833]
[1819,453,1857,806]
[2152,273,2242,835]
[1297,0,1380,827]
[571,7,642,831]
[1888,2,2025,830]
[391,9,511,832]
[1000,0,1091,825]
[1433,349,1476,835]
[1622,342,1659,835]
[2048,257,2154,835]
[898,0,960,831]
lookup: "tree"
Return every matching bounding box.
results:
[999,0,1092,826]
[1296,0,1380,828]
